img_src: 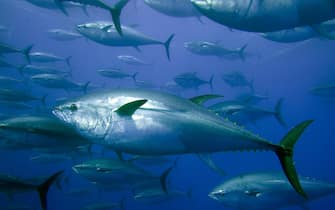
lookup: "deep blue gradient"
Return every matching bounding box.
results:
[0,1,334,210]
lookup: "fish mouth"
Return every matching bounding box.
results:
[190,0,210,10]
[52,108,68,123]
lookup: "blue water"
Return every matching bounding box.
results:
[0,1,335,210]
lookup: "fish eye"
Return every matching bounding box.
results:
[244,190,261,197]
[69,103,78,112]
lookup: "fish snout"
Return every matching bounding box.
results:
[208,190,226,200]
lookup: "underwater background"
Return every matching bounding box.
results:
[0,0,334,210]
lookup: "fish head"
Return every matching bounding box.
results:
[184,41,215,54]
[76,22,114,39]
[209,176,263,209]
[52,97,112,140]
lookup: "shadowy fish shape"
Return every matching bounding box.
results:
[310,83,335,97]
[222,71,253,90]
[0,171,63,210]
[97,68,138,82]
[0,42,33,62]
[47,29,82,41]
[209,99,286,127]
[117,55,151,66]
[184,41,248,61]
[174,72,214,90]
[29,52,71,67]
[31,74,89,93]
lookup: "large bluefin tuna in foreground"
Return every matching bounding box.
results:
[191,0,335,32]
[209,172,335,210]
[53,89,313,198]
[76,22,174,60]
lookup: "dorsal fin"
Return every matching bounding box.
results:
[102,25,113,32]
[115,99,147,116]
[189,94,224,105]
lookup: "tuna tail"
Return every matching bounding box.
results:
[274,98,286,127]
[54,0,68,16]
[37,170,64,210]
[131,72,139,82]
[65,56,72,67]
[22,44,33,63]
[208,74,214,92]
[163,34,175,61]
[81,5,89,17]
[108,0,130,36]
[119,197,126,210]
[82,81,90,94]
[238,44,248,61]
[311,24,335,40]
[186,189,193,199]
[160,166,174,194]
[16,64,26,75]
[40,94,48,106]
[275,120,313,199]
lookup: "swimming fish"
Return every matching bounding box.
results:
[53,88,313,197]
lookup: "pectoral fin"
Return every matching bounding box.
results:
[189,94,224,106]
[115,99,147,116]
[197,153,225,175]
[311,24,335,40]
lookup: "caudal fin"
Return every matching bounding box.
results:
[275,120,313,199]
[22,45,33,63]
[131,72,138,82]
[54,0,68,16]
[274,98,286,127]
[109,0,130,36]
[208,75,214,92]
[163,34,175,61]
[65,56,72,67]
[238,44,248,61]
[40,94,48,106]
[160,166,174,194]
[37,170,64,210]
[82,81,90,94]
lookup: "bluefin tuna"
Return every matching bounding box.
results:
[25,0,89,16]
[310,83,335,97]
[29,52,71,67]
[31,74,89,93]
[72,158,172,192]
[0,88,46,104]
[0,171,63,210]
[209,99,286,127]
[53,89,313,197]
[117,55,151,66]
[174,72,214,90]
[76,21,174,60]
[47,29,82,41]
[191,0,335,32]
[18,64,71,76]
[0,43,33,62]
[184,41,248,61]
[55,0,130,35]
[97,69,138,82]
[209,172,335,210]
